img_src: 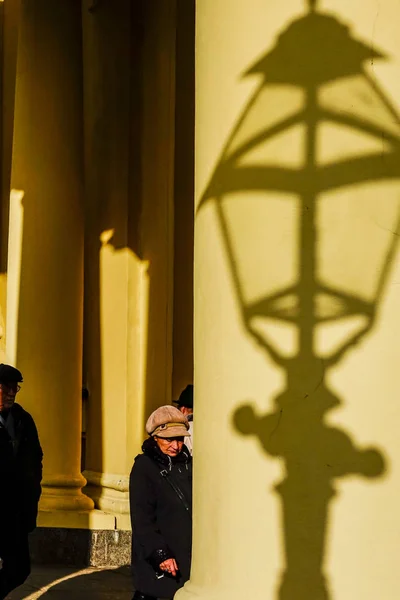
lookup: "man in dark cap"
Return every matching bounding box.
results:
[0,364,43,599]
[173,384,194,455]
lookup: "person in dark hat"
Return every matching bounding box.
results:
[173,384,194,455]
[130,405,192,600]
[0,364,43,600]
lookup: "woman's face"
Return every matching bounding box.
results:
[155,436,184,457]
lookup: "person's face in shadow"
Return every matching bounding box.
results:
[155,435,185,457]
[0,382,21,412]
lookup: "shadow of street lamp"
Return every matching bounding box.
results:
[199,1,400,598]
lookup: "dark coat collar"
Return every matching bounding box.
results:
[142,436,191,468]
[0,403,25,425]
[10,403,25,418]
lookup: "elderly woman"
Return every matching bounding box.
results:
[130,405,192,600]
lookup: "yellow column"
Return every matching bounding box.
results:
[0,0,21,362]
[82,0,176,529]
[9,0,93,513]
[177,1,400,599]
[81,0,134,527]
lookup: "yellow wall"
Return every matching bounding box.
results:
[177,1,400,599]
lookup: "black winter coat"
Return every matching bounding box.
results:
[0,403,43,533]
[130,437,192,599]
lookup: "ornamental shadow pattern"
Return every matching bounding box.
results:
[199,2,400,598]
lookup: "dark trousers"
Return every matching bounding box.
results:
[0,524,31,600]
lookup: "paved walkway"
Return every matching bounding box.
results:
[6,565,133,600]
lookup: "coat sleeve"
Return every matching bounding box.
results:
[29,415,43,501]
[129,457,174,566]
[22,413,43,532]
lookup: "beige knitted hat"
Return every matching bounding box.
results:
[146,405,191,438]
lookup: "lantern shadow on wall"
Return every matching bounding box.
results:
[199,2,400,599]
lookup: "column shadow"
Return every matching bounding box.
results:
[199,3,400,598]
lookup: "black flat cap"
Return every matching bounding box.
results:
[173,384,193,409]
[0,364,23,383]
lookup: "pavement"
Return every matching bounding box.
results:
[6,565,133,600]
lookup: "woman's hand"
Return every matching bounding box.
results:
[159,558,178,576]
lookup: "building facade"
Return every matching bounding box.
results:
[0,0,195,562]
[2,0,400,598]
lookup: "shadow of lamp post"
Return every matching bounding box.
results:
[199,1,400,598]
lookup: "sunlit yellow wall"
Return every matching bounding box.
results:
[324,4,400,597]
[177,1,400,599]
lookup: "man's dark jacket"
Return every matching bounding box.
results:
[0,403,43,532]
[130,437,192,599]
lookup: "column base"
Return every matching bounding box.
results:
[83,470,130,514]
[40,474,95,512]
[176,572,330,600]
[37,508,114,529]
[176,582,245,600]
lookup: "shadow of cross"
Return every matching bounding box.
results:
[234,370,385,599]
